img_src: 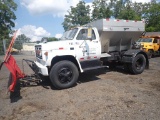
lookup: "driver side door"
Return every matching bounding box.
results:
[75,28,101,61]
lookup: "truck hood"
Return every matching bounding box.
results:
[39,40,71,51]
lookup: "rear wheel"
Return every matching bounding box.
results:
[129,54,146,74]
[49,60,79,89]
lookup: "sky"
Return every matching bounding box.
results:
[14,0,157,41]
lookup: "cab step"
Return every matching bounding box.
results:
[83,66,108,72]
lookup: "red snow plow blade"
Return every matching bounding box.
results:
[4,55,25,92]
[0,31,25,92]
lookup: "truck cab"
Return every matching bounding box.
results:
[138,36,160,57]
[35,27,102,74]
[34,19,149,89]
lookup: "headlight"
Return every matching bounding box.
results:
[35,45,42,59]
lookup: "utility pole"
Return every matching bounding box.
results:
[3,39,6,54]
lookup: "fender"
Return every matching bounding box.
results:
[51,55,84,73]
[122,49,149,69]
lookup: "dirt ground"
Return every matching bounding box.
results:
[0,55,160,120]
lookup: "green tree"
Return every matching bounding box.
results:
[117,1,141,20]
[143,2,160,32]
[62,0,160,32]
[92,0,112,20]
[114,0,141,20]
[62,1,91,31]
[13,34,31,50]
[0,0,17,40]
[47,37,58,42]
[132,2,143,18]
[112,0,124,18]
[16,34,31,43]
[13,40,22,50]
[41,37,58,42]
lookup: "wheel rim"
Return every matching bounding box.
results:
[135,58,144,70]
[58,67,73,84]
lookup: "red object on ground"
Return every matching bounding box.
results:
[2,30,25,92]
[4,55,25,92]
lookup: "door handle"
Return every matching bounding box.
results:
[82,50,87,52]
[79,45,85,48]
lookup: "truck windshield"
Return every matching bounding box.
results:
[60,28,78,40]
[137,38,142,42]
[141,38,152,42]
[137,38,153,43]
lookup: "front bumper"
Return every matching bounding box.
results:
[142,48,147,52]
[34,61,48,76]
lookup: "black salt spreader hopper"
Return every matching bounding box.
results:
[0,31,42,102]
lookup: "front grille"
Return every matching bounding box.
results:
[35,45,42,59]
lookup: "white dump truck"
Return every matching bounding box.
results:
[34,19,149,89]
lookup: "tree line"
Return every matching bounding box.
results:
[62,0,160,32]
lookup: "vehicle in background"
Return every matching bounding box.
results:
[11,48,19,54]
[138,36,160,58]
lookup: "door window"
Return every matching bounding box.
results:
[153,39,157,43]
[76,29,96,40]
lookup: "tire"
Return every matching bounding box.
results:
[128,54,146,74]
[148,50,153,58]
[49,60,79,89]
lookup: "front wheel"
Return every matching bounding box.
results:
[49,60,79,89]
[148,50,154,58]
[128,54,146,74]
